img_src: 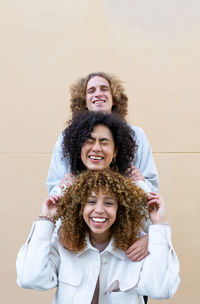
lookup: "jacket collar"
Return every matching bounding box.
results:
[76,234,126,261]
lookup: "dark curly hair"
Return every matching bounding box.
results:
[57,169,149,253]
[70,72,128,119]
[62,111,137,175]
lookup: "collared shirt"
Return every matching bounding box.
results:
[16,221,180,304]
[46,125,159,196]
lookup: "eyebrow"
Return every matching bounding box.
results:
[88,195,115,200]
[88,135,110,142]
[87,85,110,92]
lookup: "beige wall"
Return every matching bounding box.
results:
[1,1,199,303]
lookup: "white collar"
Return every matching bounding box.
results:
[76,234,126,261]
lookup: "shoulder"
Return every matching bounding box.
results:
[129,124,145,135]
[128,124,147,142]
[54,132,64,150]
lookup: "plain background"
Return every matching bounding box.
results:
[1,1,200,303]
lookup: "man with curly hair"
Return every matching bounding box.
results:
[46,72,158,196]
[16,170,180,304]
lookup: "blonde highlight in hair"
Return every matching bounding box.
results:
[57,169,149,253]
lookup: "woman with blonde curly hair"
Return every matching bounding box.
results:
[16,170,180,304]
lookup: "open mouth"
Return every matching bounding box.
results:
[89,156,104,160]
[91,217,107,223]
[92,100,105,104]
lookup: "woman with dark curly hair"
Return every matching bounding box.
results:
[16,170,180,304]
[61,111,138,177]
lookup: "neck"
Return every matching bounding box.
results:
[89,231,111,252]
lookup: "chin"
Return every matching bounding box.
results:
[88,165,105,171]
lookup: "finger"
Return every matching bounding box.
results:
[126,244,145,256]
[48,196,60,205]
[148,196,163,204]
[126,244,137,255]
[64,174,74,182]
[147,200,162,207]
[64,177,74,183]
[148,193,159,198]
[127,249,149,261]
[63,178,74,186]
[130,175,141,181]
[149,192,159,198]
[68,172,75,179]
[134,252,149,262]
[125,166,136,174]
[47,198,56,205]
[125,168,131,175]
[127,172,139,180]
[148,196,161,203]
[54,195,61,201]
[58,182,65,189]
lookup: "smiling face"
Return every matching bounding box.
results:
[81,125,117,171]
[83,191,118,242]
[86,76,113,113]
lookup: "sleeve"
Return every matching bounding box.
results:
[46,133,70,195]
[131,126,159,192]
[137,225,180,299]
[133,180,152,233]
[16,221,60,291]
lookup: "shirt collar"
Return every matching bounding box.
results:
[76,234,126,261]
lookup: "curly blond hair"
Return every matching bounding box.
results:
[57,169,150,253]
[70,72,128,119]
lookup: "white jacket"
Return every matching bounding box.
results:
[16,221,180,304]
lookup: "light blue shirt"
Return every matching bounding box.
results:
[46,125,159,195]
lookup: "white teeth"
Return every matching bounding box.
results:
[89,156,103,160]
[93,100,105,104]
[92,218,106,223]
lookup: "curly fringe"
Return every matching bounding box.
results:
[57,169,149,253]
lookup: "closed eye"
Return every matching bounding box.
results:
[85,138,95,144]
[87,87,95,94]
[105,201,115,206]
[87,200,96,205]
[101,86,109,91]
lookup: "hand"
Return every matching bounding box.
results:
[125,166,145,182]
[126,235,149,262]
[58,172,75,190]
[147,192,166,224]
[41,195,62,219]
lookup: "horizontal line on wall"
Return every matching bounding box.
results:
[0,152,199,155]
[0,153,53,156]
[153,152,200,154]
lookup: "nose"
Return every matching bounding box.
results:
[94,202,104,214]
[92,141,102,152]
[95,87,103,97]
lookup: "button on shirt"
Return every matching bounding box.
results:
[16,221,180,304]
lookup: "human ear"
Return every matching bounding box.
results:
[113,146,118,158]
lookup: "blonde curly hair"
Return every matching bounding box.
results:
[70,72,128,119]
[57,169,150,253]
